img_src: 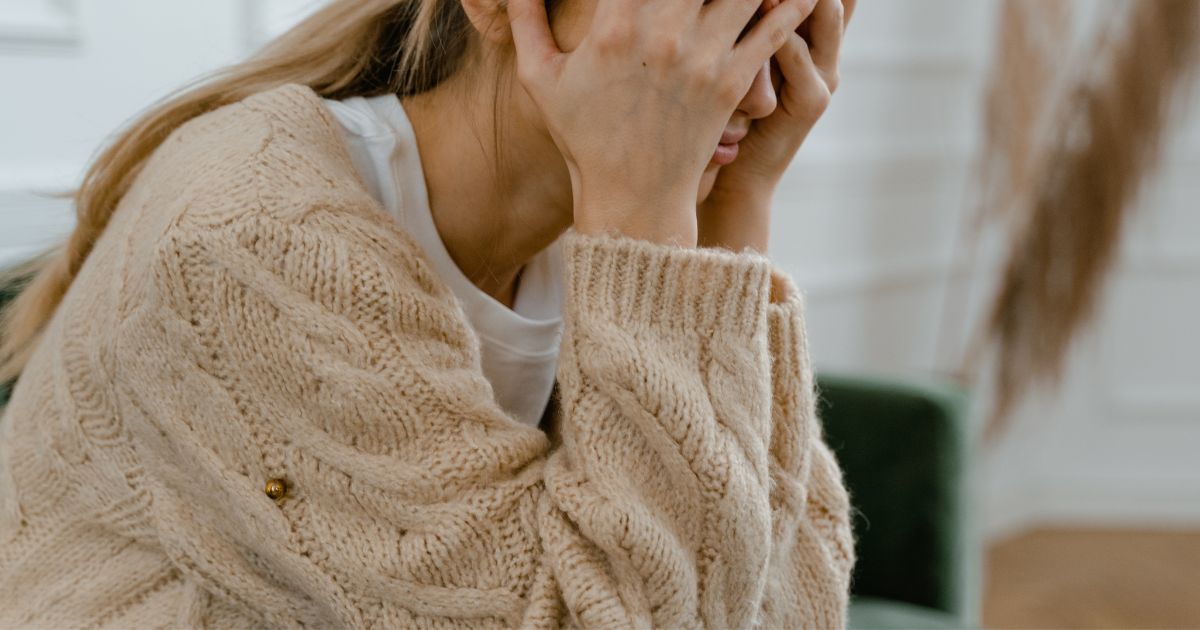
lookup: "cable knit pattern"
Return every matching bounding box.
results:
[0,83,854,628]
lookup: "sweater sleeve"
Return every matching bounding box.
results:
[758,271,857,628]
[113,211,851,628]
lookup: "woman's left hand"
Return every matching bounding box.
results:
[698,0,856,253]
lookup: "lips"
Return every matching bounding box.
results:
[711,129,748,166]
[720,130,748,145]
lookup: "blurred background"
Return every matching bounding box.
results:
[1,1,1197,628]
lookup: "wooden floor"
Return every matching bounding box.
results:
[984,529,1200,629]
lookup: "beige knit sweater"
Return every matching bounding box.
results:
[0,84,854,629]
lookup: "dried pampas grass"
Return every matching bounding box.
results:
[977,0,1200,438]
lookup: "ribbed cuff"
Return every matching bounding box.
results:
[563,231,772,340]
[766,269,808,375]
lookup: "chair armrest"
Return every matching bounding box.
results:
[815,372,970,618]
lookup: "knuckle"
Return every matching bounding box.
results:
[593,25,630,52]
[786,46,806,68]
[514,53,547,86]
[647,34,684,63]
[515,62,539,88]
[807,87,832,115]
[826,70,841,94]
[692,56,722,84]
[768,25,790,50]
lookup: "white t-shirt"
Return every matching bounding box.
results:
[323,94,565,429]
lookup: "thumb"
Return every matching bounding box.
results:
[507,0,561,81]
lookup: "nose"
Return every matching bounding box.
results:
[737,62,777,120]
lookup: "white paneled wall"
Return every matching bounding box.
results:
[0,0,247,260]
[1,0,1197,541]
[0,0,80,49]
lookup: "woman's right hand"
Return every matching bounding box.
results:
[508,0,819,246]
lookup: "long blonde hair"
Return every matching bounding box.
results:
[0,0,499,382]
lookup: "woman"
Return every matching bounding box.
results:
[0,0,855,626]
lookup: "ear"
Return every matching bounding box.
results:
[461,0,514,45]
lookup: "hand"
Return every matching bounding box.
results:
[507,0,820,246]
[698,0,855,253]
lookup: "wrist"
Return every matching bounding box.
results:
[707,174,781,206]
[574,194,698,247]
[572,175,700,247]
[697,186,775,253]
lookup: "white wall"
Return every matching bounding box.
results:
[2,0,1198,543]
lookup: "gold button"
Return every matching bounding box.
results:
[264,478,288,501]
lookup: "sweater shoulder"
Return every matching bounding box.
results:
[114,84,443,313]
[131,83,386,233]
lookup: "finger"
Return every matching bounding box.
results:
[700,0,772,46]
[635,0,706,29]
[507,0,562,79]
[843,0,858,28]
[593,0,644,25]
[770,55,784,98]
[806,0,845,76]
[732,0,818,76]
[775,32,828,109]
[776,31,819,83]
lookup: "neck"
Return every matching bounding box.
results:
[402,66,572,308]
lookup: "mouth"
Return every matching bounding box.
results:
[711,129,748,167]
[711,143,740,167]
[720,129,749,145]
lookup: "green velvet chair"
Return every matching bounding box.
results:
[816,373,976,629]
[0,274,24,406]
